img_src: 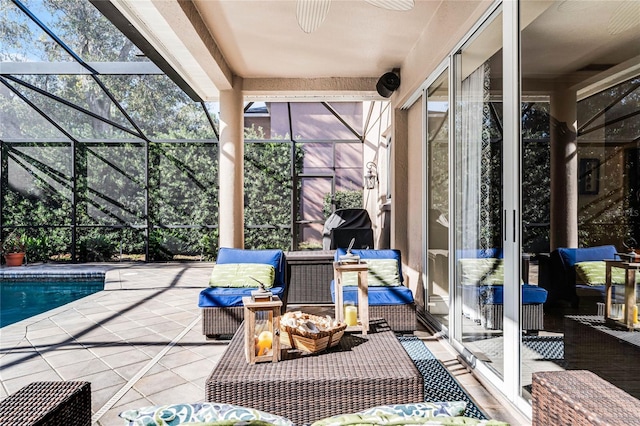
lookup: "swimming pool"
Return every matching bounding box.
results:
[0,280,104,327]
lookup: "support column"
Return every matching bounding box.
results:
[550,88,578,250]
[391,107,408,253]
[218,84,244,248]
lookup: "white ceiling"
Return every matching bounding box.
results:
[105,0,640,102]
[193,0,441,79]
[107,0,447,100]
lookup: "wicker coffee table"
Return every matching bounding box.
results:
[205,327,424,425]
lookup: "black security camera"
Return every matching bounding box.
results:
[376,71,400,98]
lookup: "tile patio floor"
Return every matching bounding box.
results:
[0,263,530,425]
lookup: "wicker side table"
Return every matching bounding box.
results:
[0,381,91,426]
[532,370,640,426]
[285,250,335,304]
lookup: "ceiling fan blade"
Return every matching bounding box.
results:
[364,0,415,11]
[297,0,331,33]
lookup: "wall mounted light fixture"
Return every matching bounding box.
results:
[364,162,378,190]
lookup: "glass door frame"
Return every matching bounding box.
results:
[502,0,525,412]
[421,58,452,332]
[446,0,529,413]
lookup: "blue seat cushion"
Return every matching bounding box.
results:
[216,247,286,287]
[557,245,618,268]
[480,284,548,305]
[456,248,503,259]
[330,280,414,305]
[198,285,286,308]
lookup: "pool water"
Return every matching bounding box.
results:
[0,280,104,327]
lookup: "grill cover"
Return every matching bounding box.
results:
[323,208,374,250]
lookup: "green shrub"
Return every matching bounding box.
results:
[323,190,363,218]
[78,235,117,262]
[24,235,52,262]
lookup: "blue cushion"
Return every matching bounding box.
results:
[456,248,503,259]
[557,245,618,268]
[198,285,286,308]
[216,247,286,287]
[480,284,548,305]
[334,248,403,284]
[330,280,414,305]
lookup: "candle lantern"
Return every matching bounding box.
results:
[243,296,282,364]
[604,256,640,331]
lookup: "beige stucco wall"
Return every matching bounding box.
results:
[362,101,392,249]
[403,100,426,302]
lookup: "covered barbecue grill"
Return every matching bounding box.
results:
[322,208,374,250]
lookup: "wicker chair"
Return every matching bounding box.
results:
[331,248,416,333]
[199,248,288,338]
[0,381,91,426]
[458,250,546,333]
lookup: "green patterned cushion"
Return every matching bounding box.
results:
[311,413,509,426]
[575,261,640,286]
[359,402,467,418]
[209,263,275,288]
[119,402,293,426]
[186,422,274,425]
[459,258,504,286]
[342,259,401,287]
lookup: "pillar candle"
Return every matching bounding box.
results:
[256,331,273,356]
[345,305,358,326]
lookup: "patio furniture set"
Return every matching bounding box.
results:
[3,246,640,425]
[0,247,489,425]
[198,247,418,338]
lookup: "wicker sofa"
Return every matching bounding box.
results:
[330,248,416,333]
[198,247,288,338]
[539,245,619,311]
[458,249,547,333]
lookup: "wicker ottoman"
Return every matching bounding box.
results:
[564,315,640,398]
[205,327,424,425]
[0,381,91,426]
[532,370,640,425]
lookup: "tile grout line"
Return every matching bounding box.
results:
[90,315,201,424]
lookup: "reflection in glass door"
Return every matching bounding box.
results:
[426,69,450,327]
[519,0,640,402]
[454,13,505,378]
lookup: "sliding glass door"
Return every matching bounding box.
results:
[454,12,505,378]
[426,69,450,327]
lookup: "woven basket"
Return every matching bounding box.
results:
[282,314,347,354]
